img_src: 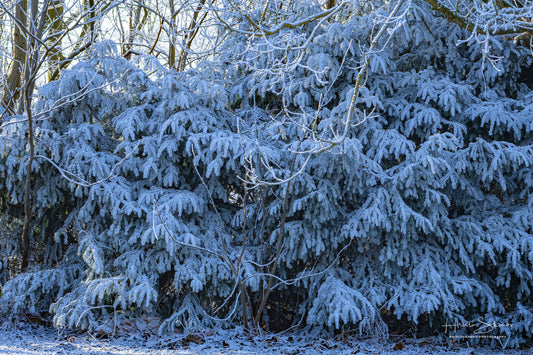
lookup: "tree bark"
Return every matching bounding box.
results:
[1,0,28,116]
[169,0,177,68]
[124,3,143,59]
[20,0,39,270]
[47,0,66,81]
[49,0,98,81]
[177,0,208,71]
[20,92,34,271]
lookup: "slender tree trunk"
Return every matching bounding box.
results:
[49,0,98,81]
[20,92,34,271]
[20,0,39,271]
[169,0,177,68]
[253,157,296,328]
[124,2,143,59]
[1,0,28,116]
[84,0,97,44]
[177,0,208,71]
[47,0,65,81]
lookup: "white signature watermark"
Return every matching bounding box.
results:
[442,317,512,339]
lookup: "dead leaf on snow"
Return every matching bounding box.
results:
[23,314,48,326]
[418,338,433,346]
[393,341,405,351]
[183,333,205,345]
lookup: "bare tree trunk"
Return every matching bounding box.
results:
[84,0,97,44]
[20,90,34,271]
[1,0,28,116]
[124,2,143,59]
[169,0,177,69]
[253,157,296,328]
[176,0,208,71]
[20,0,39,271]
[47,0,65,81]
[49,0,99,81]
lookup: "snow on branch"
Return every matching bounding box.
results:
[424,0,533,41]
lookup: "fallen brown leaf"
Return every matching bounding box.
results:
[393,341,405,351]
[183,333,205,345]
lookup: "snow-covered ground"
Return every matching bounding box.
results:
[0,323,529,355]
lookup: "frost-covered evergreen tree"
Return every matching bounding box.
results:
[0,41,264,331]
[221,0,533,344]
[0,0,532,347]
